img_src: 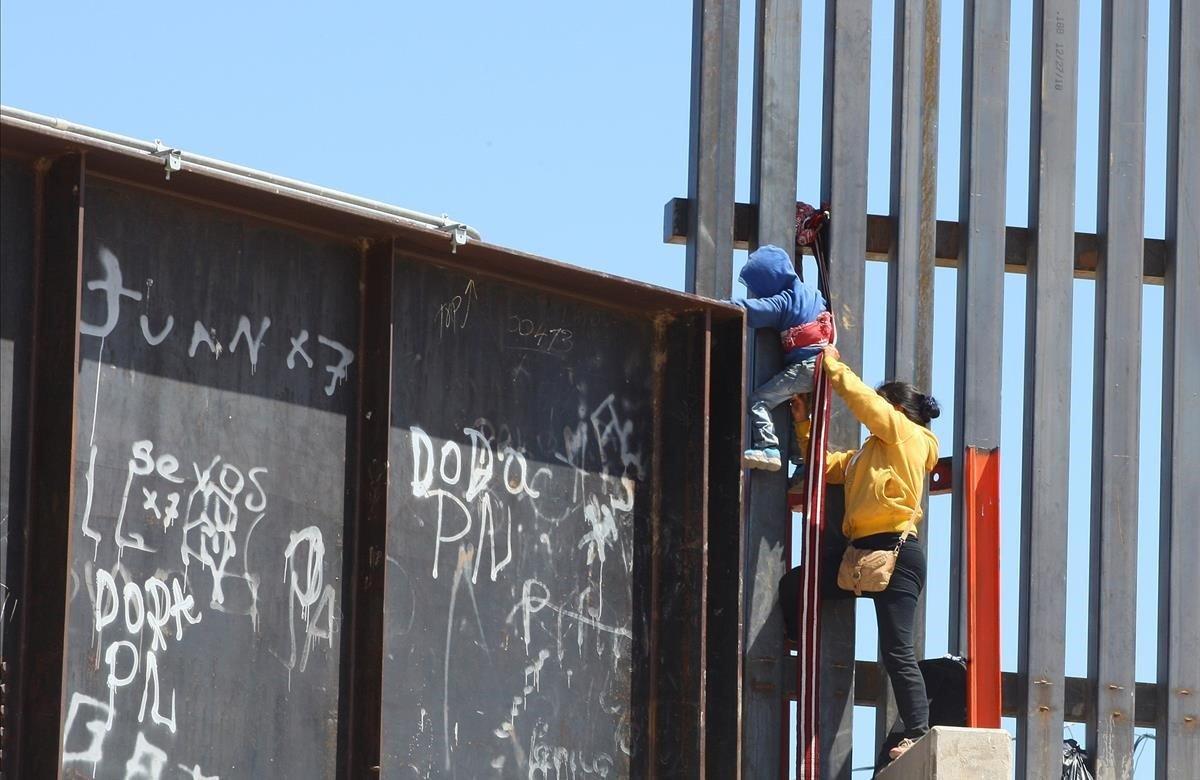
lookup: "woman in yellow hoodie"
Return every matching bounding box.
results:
[780,345,941,763]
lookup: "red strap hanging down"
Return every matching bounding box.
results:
[794,202,835,778]
[795,332,834,779]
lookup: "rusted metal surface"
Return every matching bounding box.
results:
[705,313,746,777]
[651,311,711,776]
[663,198,1169,282]
[10,152,86,778]
[1,116,743,779]
[0,154,35,777]
[63,177,359,776]
[340,239,394,777]
[0,120,739,327]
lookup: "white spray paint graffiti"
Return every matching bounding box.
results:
[528,720,614,780]
[80,246,143,339]
[63,244,352,774]
[410,425,531,584]
[124,732,167,779]
[79,246,356,396]
[407,402,641,775]
[139,313,174,345]
[316,335,354,396]
[64,434,334,776]
[283,525,336,685]
[286,329,314,369]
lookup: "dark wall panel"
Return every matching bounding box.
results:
[59,181,359,778]
[381,257,656,778]
[0,157,35,663]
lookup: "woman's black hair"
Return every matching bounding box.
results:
[876,381,941,427]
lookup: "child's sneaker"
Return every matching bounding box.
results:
[743,448,782,471]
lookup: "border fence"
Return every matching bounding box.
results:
[0,0,1196,775]
[670,0,1197,777]
[0,109,746,778]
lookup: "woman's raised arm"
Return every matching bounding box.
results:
[821,346,918,445]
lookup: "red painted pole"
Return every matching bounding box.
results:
[964,447,1003,727]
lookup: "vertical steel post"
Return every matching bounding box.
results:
[686,0,741,299]
[340,240,394,777]
[10,153,86,778]
[654,313,714,777]
[950,0,1008,729]
[706,313,747,779]
[1086,1,1147,776]
[1157,0,1200,775]
[882,0,940,744]
[742,0,800,775]
[1017,0,1079,775]
[819,1,872,774]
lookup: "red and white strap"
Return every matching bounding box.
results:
[796,315,836,779]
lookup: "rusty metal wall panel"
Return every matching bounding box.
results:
[705,314,746,778]
[379,257,667,777]
[1,114,745,779]
[1158,0,1200,774]
[654,312,711,777]
[0,156,35,676]
[341,240,395,777]
[819,0,874,774]
[1017,0,1080,775]
[58,180,359,778]
[1087,0,1148,775]
[686,0,741,298]
[9,153,86,778]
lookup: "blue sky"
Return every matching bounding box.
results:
[1,0,1172,775]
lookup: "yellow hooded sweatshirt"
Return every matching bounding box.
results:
[822,353,940,541]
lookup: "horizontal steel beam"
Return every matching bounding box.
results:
[783,661,1160,729]
[662,197,1167,283]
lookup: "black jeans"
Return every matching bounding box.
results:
[779,533,929,740]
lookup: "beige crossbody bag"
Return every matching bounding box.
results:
[836,530,911,596]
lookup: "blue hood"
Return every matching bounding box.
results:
[738,245,797,298]
[733,244,827,362]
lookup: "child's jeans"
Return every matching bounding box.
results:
[749,356,817,450]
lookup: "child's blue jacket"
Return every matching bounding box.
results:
[732,244,828,363]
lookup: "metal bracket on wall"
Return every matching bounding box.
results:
[152,139,182,180]
[439,217,471,253]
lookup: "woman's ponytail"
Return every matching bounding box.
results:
[876,381,940,427]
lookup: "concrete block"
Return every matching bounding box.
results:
[875,726,1012,780]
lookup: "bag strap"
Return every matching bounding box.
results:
[894,519,918,552]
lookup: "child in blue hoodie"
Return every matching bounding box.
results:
[731,245,831,471]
